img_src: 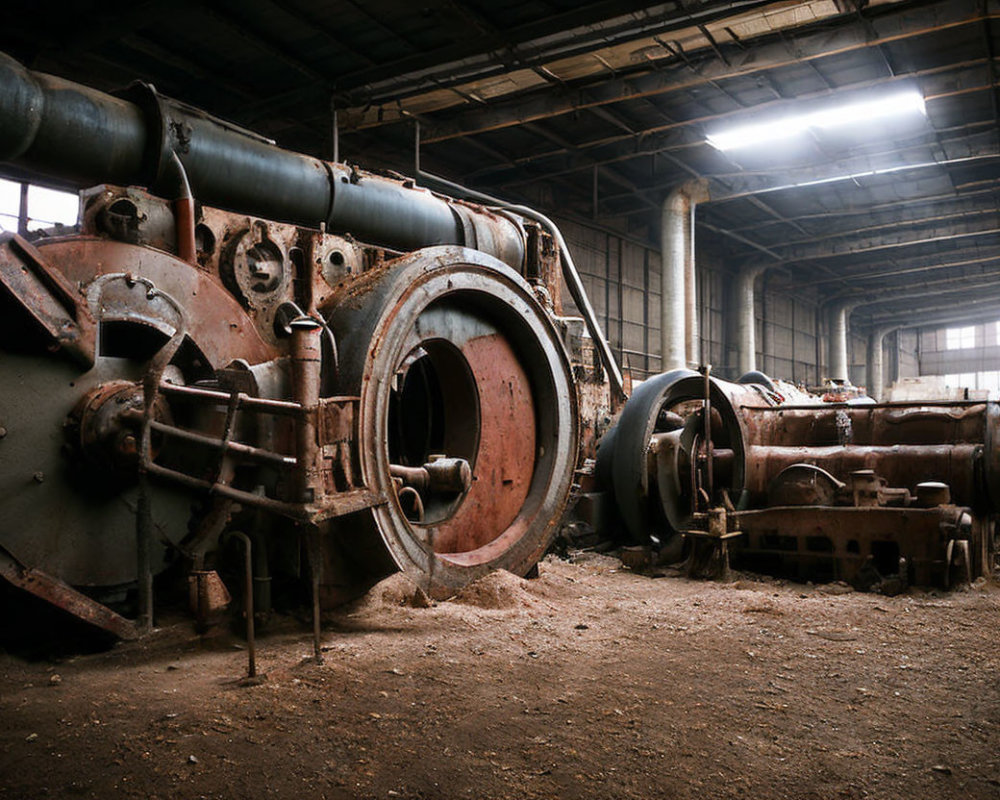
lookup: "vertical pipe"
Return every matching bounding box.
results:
[662,181,708,372]
[228,531,256,679]
[791,299,797,382]
[736,265,767,375]
[762,274,771,376]
[866,326,897,401]
[604,233,611,357]
[866,328,884,400]
[306,526,323,664]
[815,302,824,386]
[17,181,28,235]
[643,249,650,375]
[661,187,690,372]
[827,300,856,384]
[414,120,420,182]
[291,317,324,504]
[891,329,901,388]
[165,153,196,264]
[331,101,339,163]
[136,473,152,633]
[618,237,624,366]
[684,202,698,365]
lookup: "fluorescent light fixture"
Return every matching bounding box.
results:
[706,90,926,151]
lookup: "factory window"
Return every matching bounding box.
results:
[0,178,19,232]
[942,371,1000,397]
[0,177,79,233]
[945,325,975,350]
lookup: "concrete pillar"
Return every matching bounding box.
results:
[661,188,691,371]
[736,265,767,376]
[865,326,899,400]
[827,300,857,384]
[661,180,709,371]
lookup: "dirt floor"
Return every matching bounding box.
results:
[1,553,999,800]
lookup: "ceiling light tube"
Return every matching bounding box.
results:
[706,90,926,151]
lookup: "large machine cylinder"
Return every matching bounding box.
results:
[0,52,524,268]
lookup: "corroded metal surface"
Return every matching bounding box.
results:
[602,370,998,588]
[0,52,606,636]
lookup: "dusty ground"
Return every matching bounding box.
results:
[1,553,999,800]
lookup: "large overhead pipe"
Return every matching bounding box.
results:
[735,264,768,375]
[661,180,708,370]
[0,52,525,268]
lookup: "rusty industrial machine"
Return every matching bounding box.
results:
[597,369,998,592]
[0,52,618,639]
[0,54,995,643]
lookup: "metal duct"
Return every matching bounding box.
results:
[736,265,767,375]
[866,326,896,401]
[827,300,857,383]
[661,181,708,371]
[684,201,698,367]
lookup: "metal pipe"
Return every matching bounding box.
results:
[499,201,624,400]
[866,326,896,401]
[417,169,627,402]
[305,526,323,664]
[684,196,698,366]
[386,168,627,400]
[0,52,525,268]
[226,531,256,679]
[291,317,324,504]
[826,300,857,383]
[135,473,153,633]
[736,265,767,375]
[662,181,708,370]
[162,152,196,264]
[661,187,689,372]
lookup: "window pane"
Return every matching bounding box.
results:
[945,326,975,350]
[0,178,21,218]
[27,185,78,228]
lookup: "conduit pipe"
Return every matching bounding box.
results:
[736,264,768,375]
[661,180,708,371]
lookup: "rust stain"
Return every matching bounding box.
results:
[430,332,536,556]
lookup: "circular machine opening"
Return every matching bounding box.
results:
[382,294,547,563]
[387,339,480,526]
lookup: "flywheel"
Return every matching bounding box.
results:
[324,246,578,598]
